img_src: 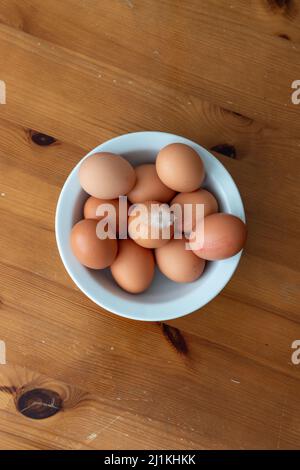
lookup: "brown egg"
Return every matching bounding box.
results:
[156,143,205,192]
[127,163,176,203]
[190,213,247,260]
[171,189,218,233]
[83,196,128,233]
[70,219,118,269]
[128,200,174,249]
[155,238,205,283]
[111,239,155,293]
[79,152,136,199]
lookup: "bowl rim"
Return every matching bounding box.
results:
[55,131,245,321]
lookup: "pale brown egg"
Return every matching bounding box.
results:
[79,152,136,199]
[171,189,218,233]
[128,200,174,249]
[156,143,205,192]
[127,163,176,203]
[110,239,155,293]
[70,219,118,269]
[190,213,247,260]
[155,238,205,283]
[83,196,128,233]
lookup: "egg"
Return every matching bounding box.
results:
[70,219,118,269]
[156,143,205,192]
[190,213,247,260]
[79,152,136,199]
[83,196,128,234]
[111,239,155,293]
[127,163,176,203]
[128,200,174,249]
[155,238,205,283]
[171,189,218,233]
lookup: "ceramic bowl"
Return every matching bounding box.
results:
[55,132,245,321]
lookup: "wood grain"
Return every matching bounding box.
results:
[0,0,300,450]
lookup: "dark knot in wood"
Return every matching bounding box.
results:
[16,388,63,419]
[160,323,188,355]
[210,144,237,159]
[277,33,290,40]
[266,0,295,17]
[30,131,57,146]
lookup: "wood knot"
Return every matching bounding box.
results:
[16,388,63,419]
[30,131,57,146]
[210,143,237,159]
[160,323,188,355]
[272,0,290,7]
[265,0,296,17]
[277,33,290,40]
[222,107,254,125]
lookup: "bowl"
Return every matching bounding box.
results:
[55,131,245,321]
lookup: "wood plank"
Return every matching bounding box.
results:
[1,282,300,449]
[0,0,299,450]
[0,22,214,149]
[0,116,299,320]
[0,0,299,133]
[0,259,299,382]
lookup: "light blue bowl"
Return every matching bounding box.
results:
[55,132,245,321]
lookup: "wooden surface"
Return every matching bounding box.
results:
[0,0,300,450]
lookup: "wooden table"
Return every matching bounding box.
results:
[0,0,299,450]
